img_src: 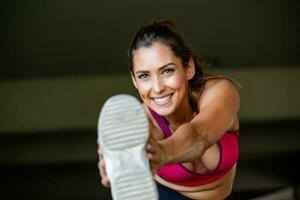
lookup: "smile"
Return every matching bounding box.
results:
[152,94,173,106]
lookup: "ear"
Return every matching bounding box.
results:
[186,58,195,80]
[131,72,138,89]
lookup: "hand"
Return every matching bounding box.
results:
[146,138,167,174]
[97,145,110,188]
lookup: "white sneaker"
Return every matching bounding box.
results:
[97,94,158,200]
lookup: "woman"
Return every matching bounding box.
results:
[98,20,240,200]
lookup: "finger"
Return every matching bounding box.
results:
[100,168,107,178]
[146,144,156,154]
[148,153,159,170]
[100,161,107,174]
[150,163,158,175]
[147,152,153,161]
[147,137,156,145]
[98,161,103,173]
[97,148,103,156]
[101,176,111,188]
[98,161,105,174]
[99,167,108,182]
[98,160,107,175]
[97,158,110,188]
[99,165,110,187]
[148,153,160,165]
[98,152,104,161]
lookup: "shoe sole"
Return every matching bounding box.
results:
[97,94,158,200]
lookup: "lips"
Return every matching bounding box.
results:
[152,94,173,106]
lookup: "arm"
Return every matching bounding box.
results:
[147,79,240,170]
[97,145,110,187]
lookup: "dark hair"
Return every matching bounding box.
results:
[128,20,238,113]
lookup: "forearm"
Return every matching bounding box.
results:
[158,123,209,165]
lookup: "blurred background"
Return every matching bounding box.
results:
[0,0,299,199]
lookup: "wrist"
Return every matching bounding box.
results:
[157,140,172,166]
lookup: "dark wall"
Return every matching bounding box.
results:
[1,0,299,79]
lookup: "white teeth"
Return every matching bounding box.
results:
[153,95,172,104]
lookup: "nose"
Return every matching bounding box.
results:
[152,76,165,93]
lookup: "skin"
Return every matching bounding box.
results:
[98,42,240,199]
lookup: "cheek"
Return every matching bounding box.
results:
[136,82,150,98]
[166,75,187,89]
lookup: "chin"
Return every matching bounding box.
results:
[152,108,171,116]
[150,101,176,117]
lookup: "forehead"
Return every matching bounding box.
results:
[132,42,181,71]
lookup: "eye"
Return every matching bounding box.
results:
[162,68,174,75]
[137,73,149,80]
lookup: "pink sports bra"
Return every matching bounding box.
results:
[149,108,239,187]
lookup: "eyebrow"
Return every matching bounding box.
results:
[135,62,176,74]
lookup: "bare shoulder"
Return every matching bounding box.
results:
[199,78,240,111]
[203,78,239,93]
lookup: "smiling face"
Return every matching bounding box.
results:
[131,42,195,117]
